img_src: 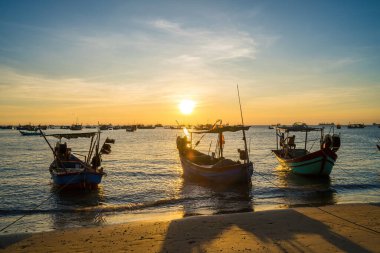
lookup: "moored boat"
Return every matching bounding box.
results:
[137,125,156,129]
[19,130,42,136]
[40,130,111,189]
[177,124,253,184]
[347,123,365,128]
[272,124,341,177]
[126,125,137,132]
[70,124,83,131]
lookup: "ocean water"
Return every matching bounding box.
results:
[0,126,379,234]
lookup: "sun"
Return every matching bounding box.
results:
[179,99,195,115]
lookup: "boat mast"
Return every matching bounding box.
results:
[39,129,55,155]
[305,130,308,150]
[237,84,249,164]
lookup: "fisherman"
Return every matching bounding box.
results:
[288,135,296,149]
[280,133,285,147]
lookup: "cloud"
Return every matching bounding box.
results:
[149,18,257,62]
[151,19,185,35]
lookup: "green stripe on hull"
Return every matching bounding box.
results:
[276,156,335,176]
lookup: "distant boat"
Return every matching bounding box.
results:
[17,124,38,131]
[137,125,156,129]
[177,122,253,184]
[336,124,341,129]
[70,124,83,131]
[99,124,112,130]
[272,123,341,177]
[268,125,274,129]
[347,123,365,129]
[19,130,41,136]
[126,125,137,132]
[194,124,213,131]
[40,130,111,189]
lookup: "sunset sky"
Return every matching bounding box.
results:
[0,1,379,125]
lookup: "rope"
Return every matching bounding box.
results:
[0,172,83,233]
[315,206,380,234]
[253,164,380,234]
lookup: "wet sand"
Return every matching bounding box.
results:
[1,203,379,253]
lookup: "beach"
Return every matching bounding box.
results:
[1,203,379,253]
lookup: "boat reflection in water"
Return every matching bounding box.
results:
[180,178,253,217]
[274,165,336,208]
[50,187,106,230]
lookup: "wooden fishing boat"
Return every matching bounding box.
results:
[177,124,253,184]
[19,130,41,136]
[40,130,112,189]
[70,124,83,131]
[347,123,365,128]
[137,125,156,129]
[272,124,341,177]
[177,86,253,184]
[126,125,137,132]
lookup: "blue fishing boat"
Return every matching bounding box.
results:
[40,130,111,189]
[272,124,341,176]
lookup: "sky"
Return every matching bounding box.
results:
[0,0,379,125]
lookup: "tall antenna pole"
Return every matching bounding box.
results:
[237,84,250,164]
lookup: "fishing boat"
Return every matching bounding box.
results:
[40,130,111,189]
[347,123,365,128]
[19,130,41,136]
[272,123,341,177]
[177,124,253,184]
[176,86,253,184]
[126,125,137,132]
[70,124,83,131]
[137,125,156,129]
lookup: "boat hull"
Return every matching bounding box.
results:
[179,153,253,184]
[50,154,104,189]
[50,171,104,189]
[19,130,41,136]
[272,149,337,176]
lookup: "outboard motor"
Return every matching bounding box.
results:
[331,134,341,152]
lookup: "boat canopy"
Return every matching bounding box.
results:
[276,125,321,132]
[192,125,250,134]
[45,132,99,139]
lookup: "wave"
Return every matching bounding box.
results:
[0,197,192,216]
[333,183,380,190]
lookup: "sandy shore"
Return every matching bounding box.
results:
[1,203,379,253]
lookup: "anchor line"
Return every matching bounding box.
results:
[0,173,83,233]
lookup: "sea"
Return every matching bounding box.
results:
[0,126,379,234]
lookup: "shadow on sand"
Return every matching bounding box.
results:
[160,207,373,253]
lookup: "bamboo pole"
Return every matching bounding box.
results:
[237,84,249,164]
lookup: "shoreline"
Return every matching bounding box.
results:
[1,203,379,252]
